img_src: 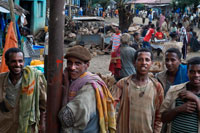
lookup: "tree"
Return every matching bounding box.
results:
[92,0,110,11]
[173,0,200,13]
[117,0,134,33]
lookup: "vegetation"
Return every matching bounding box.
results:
[172,0,200,12]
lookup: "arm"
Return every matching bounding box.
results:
[179,90,200,119]
[162,101,197,123]
[161,90,197,123]
[38,74,47,133]
[105,40,113,50]
[153,82,164,133]
[58,84,97,130]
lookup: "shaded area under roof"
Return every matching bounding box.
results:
[73,17,105,21]
[0,1,29,15]
[127,0,172,4]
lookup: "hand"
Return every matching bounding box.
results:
[179,90,198,102]
[39,111,46,133]
[178,101,197,113]
[63,68,69,87]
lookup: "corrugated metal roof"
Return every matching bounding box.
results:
[0,1,29,15]
[127,0,172,4]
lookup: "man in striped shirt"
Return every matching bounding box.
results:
[106,26,121,52]
[160,57,200,133]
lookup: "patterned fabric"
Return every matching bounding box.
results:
[6,77,22,107]
[109,48,121,77]
[62,72,116,133]
[115,75,164,133]
[18,66,46,133]
[160,82,200,133]
[110,33,121,52]
[171,96,199,133]
[58,106,75,128]
[22,37,35,58]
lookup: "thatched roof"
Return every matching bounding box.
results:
[0,1,29,16]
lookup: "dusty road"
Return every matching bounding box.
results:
[88,17,200,75]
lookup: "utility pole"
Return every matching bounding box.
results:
[69,0,72,19]
[47,0,65,132]
[8,0,17,40]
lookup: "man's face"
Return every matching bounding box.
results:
[135,34,140,41]
[134,52,152,75]
[188,64,200,87]
[67,57,89,80]
[6,52,24,76]
[115,27,120,34]
[165,52,181,73]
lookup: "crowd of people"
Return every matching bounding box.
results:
[1,7,200,133]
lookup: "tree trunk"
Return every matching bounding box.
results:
[118,4,134,33]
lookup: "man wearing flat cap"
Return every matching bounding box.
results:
[58,45,116,133]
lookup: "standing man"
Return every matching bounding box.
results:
[0,48,46,132]
[117,33,136,81]
[160,57,200,133]
[156,48,189,96]
[142,10,147,24]
[159,13,166,27]
[58,45,116,133]
[143,24,155,50]
[106,26,121,52]
[178,23,188,60]
[114,48,164,133]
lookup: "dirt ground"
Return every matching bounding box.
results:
[88,17,200,75]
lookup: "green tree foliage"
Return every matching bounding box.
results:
[173,0,200,12]
[92,0,110,10]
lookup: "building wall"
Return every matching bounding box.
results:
[19,0,46,35]
[32,0,46,35]
[66,0,80,7]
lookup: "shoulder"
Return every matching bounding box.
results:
[156,70,167,79]
[116,75,132,88]
[0,72,9,79]
[149,76,163,92]
[168,82,187,94]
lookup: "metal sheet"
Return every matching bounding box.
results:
[0,6,9,13]
[73,16,105,21]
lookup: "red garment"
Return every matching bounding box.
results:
[0,22,18,73]
[155,32,164,40]
[109,50,121,77]
[143,28,155,42]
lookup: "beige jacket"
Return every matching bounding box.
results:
[0,72,46,133]
[160,82,200,133]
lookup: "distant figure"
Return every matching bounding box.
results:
[159,13,166,27]
[118,33,136,80]
[131,32,142,50]
[190,32,200,52]
[143,24,155,50]
[155,27,164,40]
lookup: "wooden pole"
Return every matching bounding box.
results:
[8,0,17,40]
[47,0,65,132]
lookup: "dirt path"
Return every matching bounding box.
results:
[88,17,200,75]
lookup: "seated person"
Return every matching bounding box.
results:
[155,27,165,40]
